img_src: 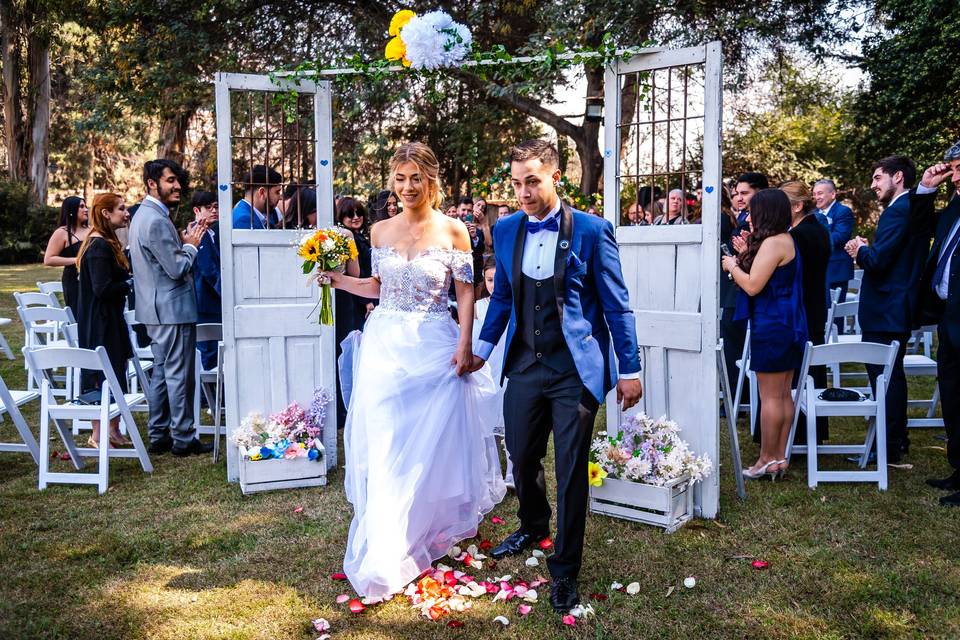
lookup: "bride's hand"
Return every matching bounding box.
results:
[451,343,473,377]
[317,271,343,288]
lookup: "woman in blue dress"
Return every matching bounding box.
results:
[722,189,808,480]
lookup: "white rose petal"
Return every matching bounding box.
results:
[524,556,539,567]
[450,546,461,558]
[493,615,510,626]
[610,581,623,591]
[532,549,545,559]
[684,576,697,589]
[626,582,641,595]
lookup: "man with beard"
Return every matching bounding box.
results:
[129,159,212,457]
[845,155,930,464]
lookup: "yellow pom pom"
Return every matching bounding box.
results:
[385,36,406,62]
[389,9,416,36]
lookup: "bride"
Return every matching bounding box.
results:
[322,142,506,601]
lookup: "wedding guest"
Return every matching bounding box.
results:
[782,180,831,445]
[369,189,399,223]
[190,191,221,371]
[458,196,486,287]
[43,196,90,312]
[643,201,661,225]
[129,158,211,456]
[283,186,318,228]
[334,197,370,429]
[76,193,132,448]
[232,164,283,229]
[624,202,643,226]
[586,205,599,216]
[845,156,929,463]
[444,202,458,218]
[719,188,745,389]
[722,189,807,479]
[812,179,855,308]
[473,196,493,249]
[655,189,689,225]
[733,172,769,232]
[912,144,960,506]
[473,256,514,489]
[497,203,511,219]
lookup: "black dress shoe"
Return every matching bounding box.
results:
[171,438,214,457]
[490,529,548,560]
[550,576,580,612]
[148,437,173,454]
[926,472,960,491]
[940,490,960,507]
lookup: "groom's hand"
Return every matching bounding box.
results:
[468,355,486,373]
[617,378,642,411]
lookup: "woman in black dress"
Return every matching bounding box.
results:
[43,196,89,312]
[76,193,133,448]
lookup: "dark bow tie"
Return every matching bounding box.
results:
[526,214,559,234]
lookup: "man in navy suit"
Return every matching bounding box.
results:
[732,172,768,234]
[231,165,283,230]
[190,191,222,370]
[812,179,855,306]
[845,156,930,463]
[471,140,641,613]
[911,142,960,506]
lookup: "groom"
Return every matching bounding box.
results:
[471,139,642,612]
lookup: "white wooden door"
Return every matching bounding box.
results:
[214,73,337,482]
[603,43,723,517]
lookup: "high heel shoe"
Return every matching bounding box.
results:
[109,431,132,447]
[773,460,789,480]
[742,459,779,481]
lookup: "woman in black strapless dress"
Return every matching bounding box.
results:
[43,196,89,312]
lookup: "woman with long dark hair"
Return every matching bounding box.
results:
[369,189,399,223]
[282,186,318,228]
[43,196,90,311]
[721,189,807,480]
[76,193,133,448]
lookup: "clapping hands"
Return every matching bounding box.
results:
[182,220,208,247]
[845,236,867,259]
[731,234,748,255]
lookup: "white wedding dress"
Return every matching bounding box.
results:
[342,246,506,600]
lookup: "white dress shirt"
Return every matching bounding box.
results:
[475,200,639,381]
[916,182,960,300]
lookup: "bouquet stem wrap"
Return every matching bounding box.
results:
[319,282,334,326]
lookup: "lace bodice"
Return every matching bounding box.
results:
[372,246,473,319]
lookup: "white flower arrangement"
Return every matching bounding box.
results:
[590,413,712,487]
[385,9,472,70]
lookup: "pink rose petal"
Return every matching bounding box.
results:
[562,614,576,626]
[294,505,304,513]
[348,598,365,613]
[335,594,350,604]
[330,572,348,581]
[751,559,769,570]
[491,516,506,524]
[518,603,532,616]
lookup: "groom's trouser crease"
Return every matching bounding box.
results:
[504,362,598,579]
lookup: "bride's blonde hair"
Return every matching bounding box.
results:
[388,142,444,209]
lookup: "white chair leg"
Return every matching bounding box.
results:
[38,387,50,490]
[927,384,941,419]
[749,373,759,436]
[861,418,876,470]
[193,352,202,433]
[807,385,818,489]
[0,332,13,359]
[876,377,888,491]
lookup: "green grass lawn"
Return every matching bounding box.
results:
[0,263,958,639]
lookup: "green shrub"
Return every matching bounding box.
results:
[0,180,58,264]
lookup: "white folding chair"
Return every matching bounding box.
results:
[17,305,77,395]
[25,345,152,494]
[732,324,759,436]
[786,340,899,490]
[0,371,40,464]
[0,316,13,359]
[904,325,942,429]
[193,323,225,460]
[37,281,64,296]
[122,310,154,394]
[14,291,62,370]
[827,300,869,391]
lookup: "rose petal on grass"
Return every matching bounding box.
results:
[610,581,624,591]
[665,586,675,598]
[491,516,506,524]
[751,560,769,570]
[479,539,493,551]
[493,615,510,626]
[524,556,539,567]
[447,620,464,628]
[294,505,304,514]
[683,576,696,589]
[626,582,640,595]
[348,598,366,613]
[330,572,348,581]
[335,594,349,604]
[562,614,576,626]
[518,604,532,616]
[312,618,330,632]
[589,593,608,601]
[532,549,546,559]
[538,538,554,550]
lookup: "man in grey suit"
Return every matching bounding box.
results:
[129,159,212,456]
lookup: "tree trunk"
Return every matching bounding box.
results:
[83,139,95,205]
[157,109,194,164]
[0,0,26,181]
[27,34,49,204]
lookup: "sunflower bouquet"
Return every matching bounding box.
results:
[297,228,358,325]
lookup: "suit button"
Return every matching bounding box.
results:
[535,305,541,311]
[535,329,541,336]
[535,281,542,287]
[536,352,542,359]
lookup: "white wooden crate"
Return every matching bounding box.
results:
[589,475,693,533]
[238,446,327,495]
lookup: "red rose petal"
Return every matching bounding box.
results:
[589,592,608,601]
[59,452,71,460]
[538,537,554,550]
[330,572,348,581]
[348,598,366,613]
[447,620,464,628]
[487,559,498,569]
[479,539,493,551]
[491,516,506,524]
[562,614,576,626]
[751,560,769,570]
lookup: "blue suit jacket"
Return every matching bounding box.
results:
[817,200,855,284]
[856,190,931,334]
[231,199,280,230]
[193,224,222,319]
[478,202,641,403]
[912,191,960,343]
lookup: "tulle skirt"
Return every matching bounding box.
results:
[342,309,506,600]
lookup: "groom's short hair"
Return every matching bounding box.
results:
[511,139,559,169]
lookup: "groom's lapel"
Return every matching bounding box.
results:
[511,213,526,312]
[553,201,574,321]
